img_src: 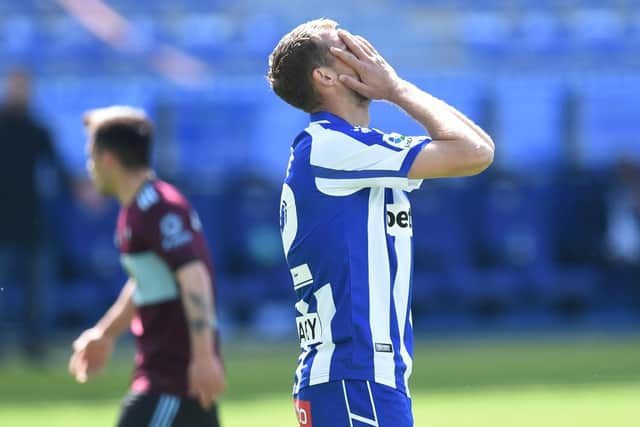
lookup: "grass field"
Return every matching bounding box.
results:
[1,333,639,426]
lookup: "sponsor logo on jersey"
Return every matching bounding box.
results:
[386,203,413,237]
[136,185,159,211]
[294,399,312,426]
[352,125,374,134]
[160,212,192,250]
[296,313,322,347]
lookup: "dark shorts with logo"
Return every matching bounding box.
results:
[117,392,220,427]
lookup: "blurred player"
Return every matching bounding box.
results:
[68,106,225,427]
[268,19,494,427]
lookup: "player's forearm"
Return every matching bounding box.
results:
[95,280,136,339]
[390,80,490,147]
[446,104,495,150]
[177,262,216,358]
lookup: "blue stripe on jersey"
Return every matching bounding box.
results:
[312,165,408,179]
[385,188,406,393]
[399,140,429,174]
[344,188,375,379]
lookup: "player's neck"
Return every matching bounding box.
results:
[320,97,370,127]
[115,169,155,206]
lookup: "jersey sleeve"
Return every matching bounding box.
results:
[144,202,203,271]
[309,125,430,195]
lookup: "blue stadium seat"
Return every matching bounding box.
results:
[540,170,606,311]
[0,15,38,65]
[251,93,308,180]
[169,93,258,182]
[470,174,554,310]
[411,178,479,313]
[39,16,110,70]
[169,13,235,60]
[209,173,290,323]
[186,191,226,269]
[493,76,566,173]
[457,11,513,60]
[34,79,156,175]
[567,8,626,56]
[514,12,568,57]
[573,75,640,169]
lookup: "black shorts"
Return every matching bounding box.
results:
[116,392,220,427]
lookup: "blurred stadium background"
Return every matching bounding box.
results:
[0,0,639,426]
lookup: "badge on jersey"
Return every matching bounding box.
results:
[386,203,413,237]
[160,212,193,250]
[383,132,414,149]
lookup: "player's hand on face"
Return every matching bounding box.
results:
[189,353,226,409]
[68,328,114,383]
[329,29,403,102]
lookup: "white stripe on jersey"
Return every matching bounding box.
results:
[309,283,337,385]
[294,350,310,395]
[281,183,298,257]
[308,124,408,173]
[315,177,423,196]
[367,188,396,388]
[391,190,414,397]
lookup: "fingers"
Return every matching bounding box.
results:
[194,378,225,409]
[69,350,84,378]
[194,384,216,409]
[329,46,364,72]
[70,352,88,383]
[198,389,211,409]
[337,29,368,60]
[189,378,212,409]
[338,74,372,99]
[355,35,376,57]
[72,336,84,352]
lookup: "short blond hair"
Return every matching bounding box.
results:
[84,105,150,132]
[267,18,338,112]
[84,105,153,169]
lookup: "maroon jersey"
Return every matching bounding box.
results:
[115,179,216,397]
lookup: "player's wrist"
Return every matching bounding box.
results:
[191,338,215,360]
[386,78,410,104]
[94,325,118,341]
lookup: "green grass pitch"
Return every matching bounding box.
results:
[1,333,639,426]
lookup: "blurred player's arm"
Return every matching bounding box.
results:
[331,30,494,179]
[94,279,136,337]
[176,260,225,408]
[68,279,135,383]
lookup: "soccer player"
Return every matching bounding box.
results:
[267,19,494,427]
[68,106,225,427]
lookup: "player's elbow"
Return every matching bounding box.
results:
[466,143,494,175]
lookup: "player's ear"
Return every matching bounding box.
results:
[312,66,338,88]
[101,150,118,168]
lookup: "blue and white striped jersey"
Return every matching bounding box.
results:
[280,111,431,396]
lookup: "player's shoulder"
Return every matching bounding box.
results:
[309,118,385,143]
[134,179,191,215]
